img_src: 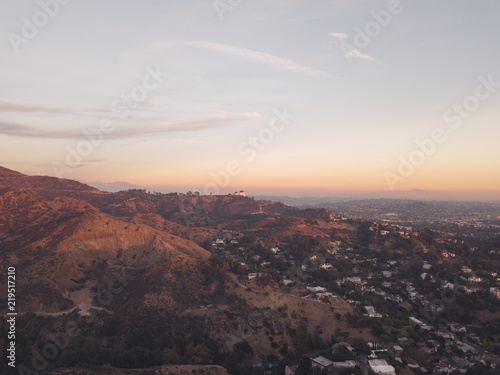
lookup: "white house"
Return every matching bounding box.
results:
[307,286,327,293]
[332,360,356,369]
[311,356,333,370]
[365,306,382,318]
[368,359,396,375]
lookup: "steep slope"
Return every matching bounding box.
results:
[126,213,216,242]
[0,187,210,312]
[0,165,101,201]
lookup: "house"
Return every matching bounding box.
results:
[285,365,297,375]
[343,277,362,284]
[306,286,327,293]
[406,358,419,370]
[364,306,382,318]
[442,282,456,289]
[384,294,402,303]
[409,316,433,331]
[468,276,483,283]
[382,271,392,278]
[490,287,500,299]
[452,356,470,369]
[332,342,355,352]
[434,362,459,374]
[248,273,261,280]
[463,286,480,294]
[311,356,333,370]
[368,359,396,375]
[409,316,423,326]
[447,323,467,333]
[456,341,478,354]
[270,247,280,254]
[320,263,333,270]
[332,360,356,369]
[435,330,454,340]
[393,345,403,353]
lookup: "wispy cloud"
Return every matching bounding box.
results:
[0,112,262,140]
[345,49,377,62]
[329,32,348,40]
[148,41,341,79]
[0,100,69,114]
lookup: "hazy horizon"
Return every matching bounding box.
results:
[3,163,500,202]
[1,1,500,198]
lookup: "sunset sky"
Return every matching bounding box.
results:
[1,0,499,197]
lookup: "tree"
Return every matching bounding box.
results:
[297,355,312,375]
[115,349,137,368]
[352,338,370,354]
[279,343,289,356]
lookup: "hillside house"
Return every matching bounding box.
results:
[364,306,382,318]
[306,286,327,293]
[332,360,356,369]
[311,356,333,370]
[368,359,396,375]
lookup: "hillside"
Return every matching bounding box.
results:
[0,166,101,201]
[42,365,230,375]
[0,166,363,375]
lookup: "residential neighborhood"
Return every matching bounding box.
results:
[205,217,500,375]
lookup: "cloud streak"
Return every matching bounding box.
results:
[329,32,348,40]
[345,48,377,62]
[149,41,341,79]
[0,112,262,140]
[0,100,69,114]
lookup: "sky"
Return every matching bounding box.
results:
[1,0,500,197]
